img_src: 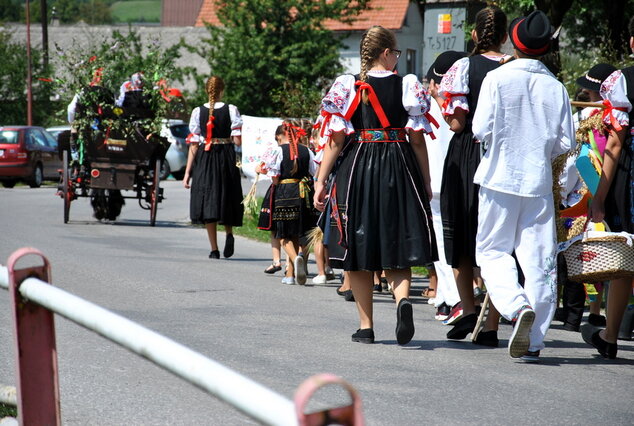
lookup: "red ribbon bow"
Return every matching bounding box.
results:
[344,81,390,128]
[204,115,215,151]
[601,99,626,132]
[441,92,467,116]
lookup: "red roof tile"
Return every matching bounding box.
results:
[196,0,410,30]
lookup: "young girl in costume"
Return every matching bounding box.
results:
[583,16,634,359]
[314,25,437,345]
[183,76,244,259]
[429,6,508,342]
[260,120,318,285]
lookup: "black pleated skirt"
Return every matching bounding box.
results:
[326,141,438,271]
[190,144,244,226]
[605,137,634,233]
[440,130,481,268]
[272,179,318,239]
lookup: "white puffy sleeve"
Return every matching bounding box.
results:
[600,70,631,128]
[308,149,318,176]
[229,104,243,136]
[438,57,470,115]
[188,107,202,144]
[261,145,283,178]
[402,74,432,133]
[67,93,79,124]
[319,74,356,136]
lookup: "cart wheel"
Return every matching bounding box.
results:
[150,158,160,226]
[62,150,71,224]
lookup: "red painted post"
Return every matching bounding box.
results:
[8,248,61,426]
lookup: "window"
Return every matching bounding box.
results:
[406,49,417,75]
[0,130,18,144]
[29,130,51,147]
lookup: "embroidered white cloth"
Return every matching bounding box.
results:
[319,71,433,139]
[188,102,243,143]
[472,58,575,197]
[600,70,631,127]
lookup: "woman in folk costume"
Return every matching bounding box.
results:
[582,16,634,359]
[314,25,438,345]
[183,76,244,259]
[260,120,318,285]
[429,6,509,342]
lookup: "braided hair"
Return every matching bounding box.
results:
[471,6,507,55]
[281,119,309,175]
[204,76,225,140]
[359,26,397,103]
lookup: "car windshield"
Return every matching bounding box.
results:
[0,130,18,144]
[170,124,190,139]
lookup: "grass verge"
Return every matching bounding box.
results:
[0,403,17,417]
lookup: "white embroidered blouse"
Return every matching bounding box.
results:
[188,102,243,143]
[600,70,632,127]
[260,144,318,178]
[318,71,433,139]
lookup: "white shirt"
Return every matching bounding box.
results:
[600,70,632,127]
[188,102,243,143]
[472,58,574,197]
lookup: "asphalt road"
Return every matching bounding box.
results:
[1,180,633,425]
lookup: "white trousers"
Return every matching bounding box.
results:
[430,195,460,308]
[475,187,558,351]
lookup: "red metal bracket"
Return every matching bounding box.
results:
[8,248,60,426]
[295,373,364,426]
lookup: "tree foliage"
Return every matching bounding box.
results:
[0,27,54,125]
[190,0,371,118]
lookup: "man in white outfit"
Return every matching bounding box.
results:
[472,10,575,361]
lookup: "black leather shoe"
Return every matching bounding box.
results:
[396,298,415,345]
[473,330,499,347]
[223,234,235,258]
[447,313,477,340]
[351,328,374,343]
[209,250,220,259]
[343,290,355,302]
[581,324,617,359]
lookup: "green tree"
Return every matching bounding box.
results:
[0,0,21,22]
[0,27,55,125]
[190,0,371,117]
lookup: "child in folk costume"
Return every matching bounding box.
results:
[260,120,318,285]
[429,6,509,342]
[314,25,438,345]
[183,76,244,259]
[472,11,575,361]
[582,16,634,359]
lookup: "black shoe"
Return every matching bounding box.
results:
[352,328,374,344]
[396,298,415,345]
[447,313,477,340]
[588,313,607,327]
[209,250,220,259]
[373,283,382,293]
[381,278,389,291]
[563,322,580,332]
[554,307,566,323]
[343,290,355,302]
[336,287,346,296]
[223,234,235,258]
[581,324,617,359]
[473,330,499,347]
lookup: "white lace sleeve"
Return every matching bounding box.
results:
[188,107,202,143]
[438,57,469,115]
[319,74,356,136]
[600,70,631,127]
[261,146,282,177]
[402,74,432,133]
[229,104,243,136]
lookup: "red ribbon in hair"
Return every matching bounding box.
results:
[344,81,390,128]
[204,115,215,151]
[601,99,627,131]
[284,123,300,161]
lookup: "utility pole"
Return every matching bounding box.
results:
[41,0,49,66]
[26,0,33,125]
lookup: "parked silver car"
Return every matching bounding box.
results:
[160,119,189,180]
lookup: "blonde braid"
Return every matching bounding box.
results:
[359,26,397,104]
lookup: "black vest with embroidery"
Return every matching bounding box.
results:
[350,74,408,130]
[199,104,232,139]
[466,55,504,127]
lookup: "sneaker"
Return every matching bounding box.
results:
[223,234,235,258]
[325,266,336,281]
[396,298,415,345]
[312,275,327,284]
[473,330,499,347]
[209,250,220,259]
[281,276,296,285]
[442,302,464,325]
[294,256,306,285]
[588,313,607,327]
[520,350,541,363]
[351,328,375,344]
[508,307,535,358]
[435,303,450,321]
[581,323,617,359]
[446,313,477,340]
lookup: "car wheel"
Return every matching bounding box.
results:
[159,160,171,180]
[28,164,43,188]
[171,170,185,180]
[1,180,17,188]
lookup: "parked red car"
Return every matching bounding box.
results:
[0,126,61,188]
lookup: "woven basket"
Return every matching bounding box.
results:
[563,235,634,283]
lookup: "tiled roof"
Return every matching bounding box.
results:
[196,0,410,30]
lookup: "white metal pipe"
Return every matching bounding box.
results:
[0,266,8,290]
[4,273,296,425]
[0,384,17,406]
